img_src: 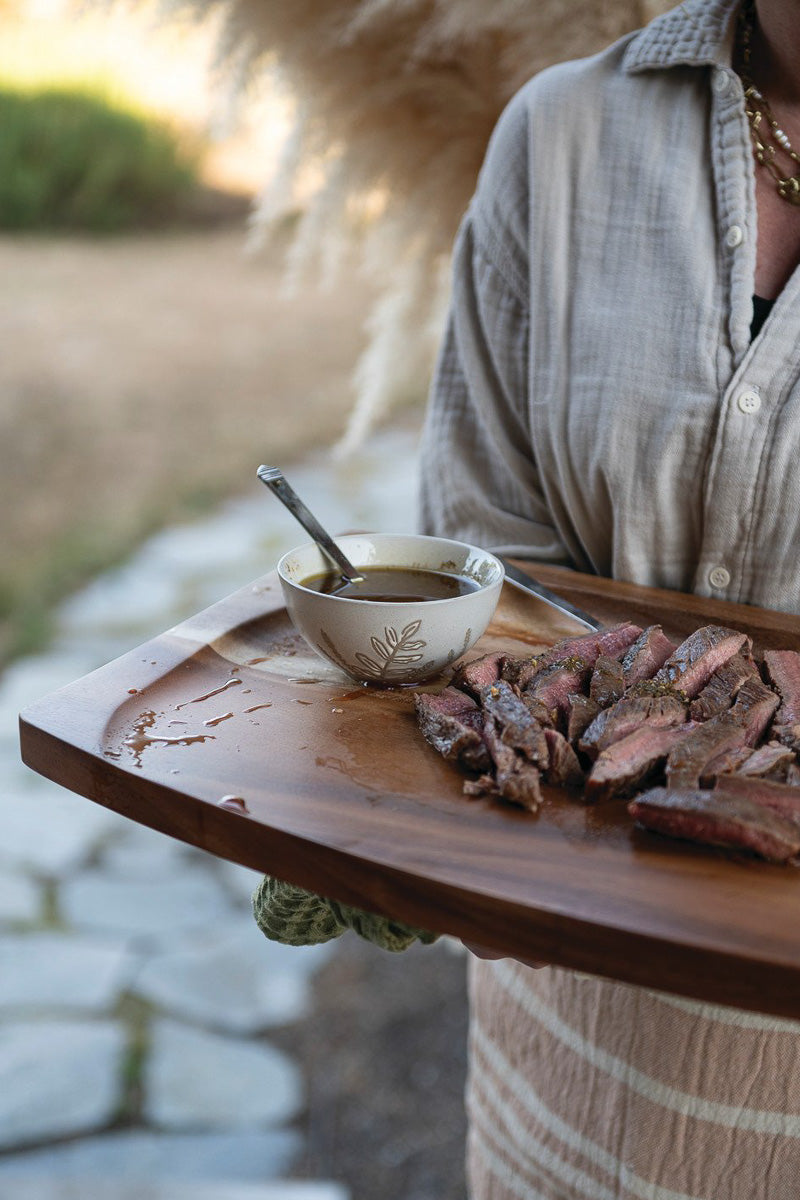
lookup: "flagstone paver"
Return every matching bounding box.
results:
[143,1019,304,1129]
[0,781,126,878]
[0,870,40,926]
[132,916,333,1033]
[0,1020,126,1150]
[60,866,239,943]
[0,1130,302,1183]
[0,1184,350,1200]
[0,933,133,1013]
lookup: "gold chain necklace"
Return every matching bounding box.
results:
[738,0,800,205]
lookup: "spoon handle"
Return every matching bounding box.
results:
[257,466,364,583]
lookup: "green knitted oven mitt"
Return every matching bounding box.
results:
[252,875,439,953]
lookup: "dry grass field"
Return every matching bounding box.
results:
[1,224,379,662]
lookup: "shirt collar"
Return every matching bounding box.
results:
[622,0,741,74]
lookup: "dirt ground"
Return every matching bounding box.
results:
[271,934,470,1200]
[1,223,379,659]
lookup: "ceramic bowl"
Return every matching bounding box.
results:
[277,532,504,685]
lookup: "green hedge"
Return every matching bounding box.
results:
[0,85,200,231]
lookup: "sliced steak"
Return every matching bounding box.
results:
[666,712,749,788]
[628,787,800,863]
[452,651,505,698]
[590,655,625,708]
[774,724,800,753]
[414,689,490,771]
[703,745,754,778]
[481,716,544,812]
[729,676,780,745]
[567,693,601,743]
[697,680,780,782]
[651,626,751,699]
[502,622,642,690]
[523,657,592,728]
[586,722,693,802]
[689,653,759,721]
[763,650,800,727]
[543,728,584,788]
[714,772,800,825]
[620,625,677,689]
[733,742,796,779]
[480,680,548,766]
[579,694,688,759]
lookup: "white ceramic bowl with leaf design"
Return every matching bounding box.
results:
[277,533,504,685]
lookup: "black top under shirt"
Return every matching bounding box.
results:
[751,294,775,340]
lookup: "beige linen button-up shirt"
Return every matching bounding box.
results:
[419,2,800,1197]
[420,0,800,614]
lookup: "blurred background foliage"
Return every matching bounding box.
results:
[0,85,200,231]
[1,0,372,668]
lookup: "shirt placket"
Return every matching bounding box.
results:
[692,64,773,603]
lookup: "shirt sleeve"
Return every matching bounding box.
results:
[418,93,570,565]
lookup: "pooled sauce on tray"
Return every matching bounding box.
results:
[301,565,480,603]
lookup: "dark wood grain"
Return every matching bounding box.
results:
[18,563,800,1017]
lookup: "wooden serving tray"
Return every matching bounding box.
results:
[18,563,800,1018]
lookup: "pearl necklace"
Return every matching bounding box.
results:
[738,0,800,205]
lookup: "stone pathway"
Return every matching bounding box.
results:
[1,428,420,1197]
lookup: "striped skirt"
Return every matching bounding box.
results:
[467,959,800,1199]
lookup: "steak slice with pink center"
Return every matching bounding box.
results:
[714,772,800,825]
[414,688,490,771]
[502,623,642,690]
[763,650,800,727]
[732,742,796,778]
[543,727,584,788]
[628,787,800,863]
[579,694,687,759]
[729,676,780,744]
[689,653,759,721]
[620,626,677,688]
[523,658,592,728]
[652,626,751,699]
[451,651,505,698]
[585,722,694,802]
[666,712,749,789]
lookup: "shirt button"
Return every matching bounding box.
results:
[725,224,743,248]
[713,69,732,95]
[709,566,731,589]
[736,388,761,414]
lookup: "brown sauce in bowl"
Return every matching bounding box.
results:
[300,565,481,602]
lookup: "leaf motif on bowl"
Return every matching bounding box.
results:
[355,620,428,680]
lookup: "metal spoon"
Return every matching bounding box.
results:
[256,465,364,585]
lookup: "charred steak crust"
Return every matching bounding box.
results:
[479,680,549,767]
[590,655,626,708]
[414,689,490,772]
[481,716,543,812]
[620,625,677,688]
